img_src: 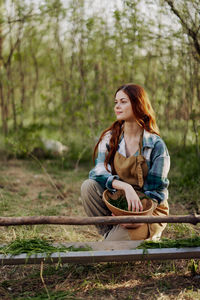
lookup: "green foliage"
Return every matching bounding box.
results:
[5,124,44,158]
[15,290,79,300]
[108,194,151,211]
[0,238,92,256]
[169,144,200,186]
[138,236,200,249]
[168,142,200,212]
[188,259,199,276]
[0,0,199,163]
[108,195,129,211]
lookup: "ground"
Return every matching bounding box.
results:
[0,159,199,300]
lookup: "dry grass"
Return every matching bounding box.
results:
[0,159,200,300]
[0,159,100,244]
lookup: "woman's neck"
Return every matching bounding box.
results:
[124,121,143,139]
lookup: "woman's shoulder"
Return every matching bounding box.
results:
[98,130,112,152]
[143,130,169,157]
[143,130,166,147]
[143,130,169,161]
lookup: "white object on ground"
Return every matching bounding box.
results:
[41,138,68,155]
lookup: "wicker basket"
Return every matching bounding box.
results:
[103,189,153,216]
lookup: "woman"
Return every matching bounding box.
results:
[81,83,170,241]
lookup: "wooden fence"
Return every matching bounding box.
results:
[0,215,200,265]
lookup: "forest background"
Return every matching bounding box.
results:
[0,0,199,161]
[0,1,200,299]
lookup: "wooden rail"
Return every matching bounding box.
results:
[1,215,200,265]
[1,245,200,265]
[0,214,200,226]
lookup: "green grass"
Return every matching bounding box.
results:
[138,236,200,249]
[0,141,200,300]
[14,290,80,300]
[0,238,92,256]
[1,236,200,257]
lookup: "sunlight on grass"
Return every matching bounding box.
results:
[0,147,199,299]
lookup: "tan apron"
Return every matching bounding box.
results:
[113,134,169,240]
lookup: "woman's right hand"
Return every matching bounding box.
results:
[124,184,143,212]
[112,179,143,212]
[112,180,144,228]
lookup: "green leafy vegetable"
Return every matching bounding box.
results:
[108,195,128,211]
[0,238,92,256]
[137,236,200,249]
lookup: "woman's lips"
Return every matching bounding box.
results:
[116,111,122,115]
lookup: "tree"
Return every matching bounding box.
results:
[164,0,200,61]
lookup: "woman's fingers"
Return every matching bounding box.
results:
[127,201,132,211]
[139,201,143,211]
[128,199,143,212]
[134,201,140,212]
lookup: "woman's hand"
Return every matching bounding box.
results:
[112,180,143,229]
[124,184,143,212]
[112,179,143,212]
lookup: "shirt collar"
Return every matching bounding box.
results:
[119,128,156,152]
[143,129,156,148]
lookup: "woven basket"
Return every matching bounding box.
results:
[103,189,153,216]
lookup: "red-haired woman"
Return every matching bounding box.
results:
[81,84,170,241]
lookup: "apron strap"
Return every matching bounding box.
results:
[136,155,145,188]
[137,132,144,187]
[138,132,143,155]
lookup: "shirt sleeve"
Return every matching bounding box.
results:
[143,139,170,204]
[89,132,119,192]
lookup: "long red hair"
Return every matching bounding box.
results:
[93,84,160,172]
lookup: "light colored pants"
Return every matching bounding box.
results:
[81,179,131,241]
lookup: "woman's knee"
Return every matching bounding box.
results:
[81,179,97,195]
[81,179,102,203]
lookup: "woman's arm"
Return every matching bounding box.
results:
[143,139,170,204]
[112,179,144,228]
[112,179,143,212]
[89,132,119,191]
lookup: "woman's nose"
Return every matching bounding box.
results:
[115,102,120,109]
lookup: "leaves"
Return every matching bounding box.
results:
[0,238,92,256]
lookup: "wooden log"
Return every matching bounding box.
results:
[0,214,200,226]
[1,247,200,265]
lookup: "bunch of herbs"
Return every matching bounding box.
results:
[108,195,128,211]
[138,236,200,249]
[0,238,92,256]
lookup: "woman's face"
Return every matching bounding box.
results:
[114,90,135,121]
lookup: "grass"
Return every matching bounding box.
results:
[0,159,92,244]
[14,290,81,300]
[1,261,200,299]
[1,236,200,257]
[0,238,92,256]
[138,236,200,249]
[0,142,200,299]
